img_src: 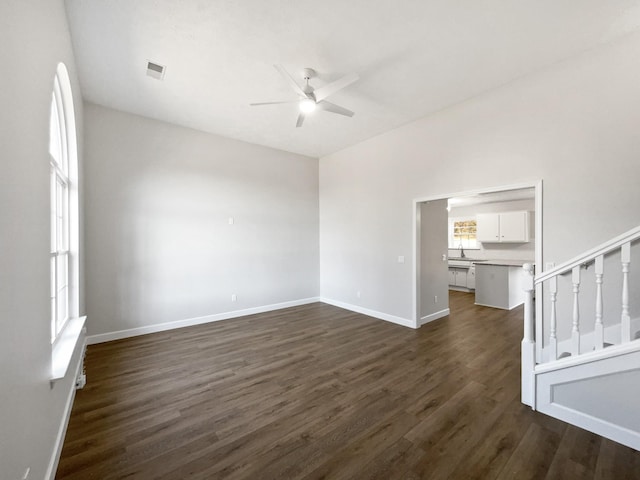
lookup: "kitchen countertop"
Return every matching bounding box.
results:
[475,259,533,267]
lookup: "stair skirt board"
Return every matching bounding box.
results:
[535,348,640,451]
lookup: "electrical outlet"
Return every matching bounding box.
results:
[397,255,405,264]
[228,217,234,225]
[356,291,361,299]
[231,294,237,302]
[76,373,86,389]
[434,295,438,303]
[545,262,555,271]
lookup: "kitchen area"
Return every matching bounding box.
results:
[446,188,535,310]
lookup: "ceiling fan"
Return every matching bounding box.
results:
[250,65,359,127]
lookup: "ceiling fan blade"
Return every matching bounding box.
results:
[274,64,307,98]
[296,112,305,128]
[313,72,359,102]
[317,100,354,117]
[250,100,299,106]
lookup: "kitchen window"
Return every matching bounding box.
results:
[448,217,478,249]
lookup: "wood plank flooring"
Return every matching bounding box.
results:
[56,292,640,479]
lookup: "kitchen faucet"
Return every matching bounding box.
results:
[458,244,466,258]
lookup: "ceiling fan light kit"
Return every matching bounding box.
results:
[299,97,316,113]
[250,65,359,127]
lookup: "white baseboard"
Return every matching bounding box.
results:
[320,297,415,329]
[419,308,450,327]
[46,340,86,480]
[87,297,320,344]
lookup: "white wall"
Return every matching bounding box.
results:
[0,1,85,479]
[420,200,449,321]
[319,30,640,325]
[84,103,319,338]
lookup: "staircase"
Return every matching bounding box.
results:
[521,226,640,451]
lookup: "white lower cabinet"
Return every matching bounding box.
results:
[448,267,472,289]
[466,266,476,289]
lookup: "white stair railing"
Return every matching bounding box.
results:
[523,225,640,364]
[594,255,604,350]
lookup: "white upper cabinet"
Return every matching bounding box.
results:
[499,211,530,242]
[476,213,500,242]
[477,211,530,243]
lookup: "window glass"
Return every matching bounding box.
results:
[449,217,478,249]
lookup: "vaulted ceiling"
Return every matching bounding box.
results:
[64,0,640,157]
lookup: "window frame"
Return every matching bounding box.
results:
[49,63,81,349]
[448,216,479,250]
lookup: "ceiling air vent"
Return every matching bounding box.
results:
[146,61,166,80]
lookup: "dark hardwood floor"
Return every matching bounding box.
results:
[56,291,640,479]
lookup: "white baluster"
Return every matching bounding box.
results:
[621,242,631,343]
[549,275,558,360]
[572,266,581,356]
[594,255,604,350]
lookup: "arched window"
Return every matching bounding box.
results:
[49,63,79,343]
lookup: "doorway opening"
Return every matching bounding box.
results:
[413,182,542,331]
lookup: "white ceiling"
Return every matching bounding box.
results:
[64,0,640,158]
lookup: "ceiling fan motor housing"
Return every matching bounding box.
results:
[302,68,316,80]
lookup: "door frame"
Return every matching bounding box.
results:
[413,180,543,353]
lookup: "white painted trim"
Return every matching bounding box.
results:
[413,181,540,206]
[521,339,536,408]
[412,180,542,328]
[538,317,640,366]
[538,402,640,451]
[46,340,86,480]
[87,298,320,344]
[412,200,420,327]
[419,308,450,326]
[536,225,640,284]
[534,180,544,362]
[536,338,640,374]
[320,297,415,329]
[51,315,86,381]
[448,286,474,293]
[474,300,523,311]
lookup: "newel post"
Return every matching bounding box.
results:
[521,263,536,409]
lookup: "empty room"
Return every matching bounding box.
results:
[2,1,640,479]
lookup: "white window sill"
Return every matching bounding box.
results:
[51,315,87,382]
